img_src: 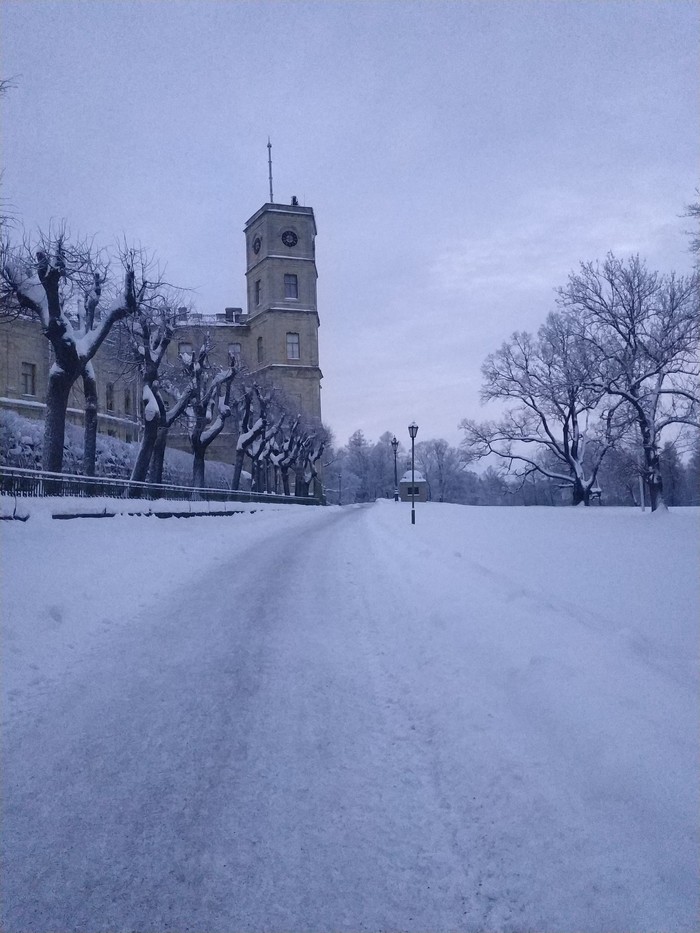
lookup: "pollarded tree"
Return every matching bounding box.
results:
[558,254,700,511]
[461,312,624,505]
[275,416,301,497]
[231,386,265,491]
[124,298,196,484]
[295,432,326,497]
[0,231,149,474]
[182,339,237,489]
[250,386,286,493]
[128,301,176,482]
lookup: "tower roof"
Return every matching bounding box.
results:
[244,202,316,235]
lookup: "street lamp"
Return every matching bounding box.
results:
[408,421,418,524]
[391,435,399,501]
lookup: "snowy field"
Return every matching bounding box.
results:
[2,499,698,932]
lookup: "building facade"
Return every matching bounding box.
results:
[0,199,323,465]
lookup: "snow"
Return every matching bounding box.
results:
[400,468,425,481]
[2,500,698,932]
[142,384,160,422]
[237,416,264,450]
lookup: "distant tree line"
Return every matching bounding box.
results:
[325,425,700,509]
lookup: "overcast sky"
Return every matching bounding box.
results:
[2,0,697,448]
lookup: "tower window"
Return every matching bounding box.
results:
[228,342,241,363]
[284,273,298,299]
[20,361,36,396]
[257,336,264,364]
[286,332,300,360]
[255,280,262,306]
[106,382,114,412]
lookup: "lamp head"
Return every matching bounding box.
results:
[408,422,418,440]
[391,436,399,452]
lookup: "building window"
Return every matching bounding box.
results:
[284,273,298,299]
[124,389,132,415]
[255,280,262,306]
[125,432,133,444]
[106,382,114,412]
[228,342,241,363]
[286,332,300,360]
[20,361,36,396]
[178,341,193,358]
[107,429,117,438]
[257,336,263,363]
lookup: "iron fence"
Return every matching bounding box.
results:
[0,465,320,506]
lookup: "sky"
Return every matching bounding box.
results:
[1,0,697,448]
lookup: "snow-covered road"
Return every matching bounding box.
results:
[2,501,698,932]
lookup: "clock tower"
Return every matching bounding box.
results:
[244,199,322,423]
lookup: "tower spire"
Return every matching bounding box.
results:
[267,137,274,203]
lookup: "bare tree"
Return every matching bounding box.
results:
[295,433,325,497]
[415,438,465,502]
[684,190,700,258]
[124,298,197,484]
[276,416,301,496]
[0,231,148,474]
[231,385,266,491]
[461,312,623,505]
[558,254,700,511]
[182,339,236,489]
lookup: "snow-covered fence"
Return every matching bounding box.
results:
[0,466,320,506]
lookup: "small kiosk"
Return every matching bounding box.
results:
[399,469,428,503]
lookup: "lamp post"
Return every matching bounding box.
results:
[391,435,399,501]
[408,421,418,524]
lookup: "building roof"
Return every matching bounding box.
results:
[400,470,426,483]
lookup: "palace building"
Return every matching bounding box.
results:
[0,197,323,465]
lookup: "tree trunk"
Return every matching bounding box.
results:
[82,368,98,477]
[192,445,206,491]
[43,369,73,476]
[232,450,245,490]
[131,415,159,484]
[640,420,666,512]
[647,470,666,512]
[281,467,290,496]
[148,425,169,485]
[572,481,590,506]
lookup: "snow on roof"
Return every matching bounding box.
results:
[400,470,426,483]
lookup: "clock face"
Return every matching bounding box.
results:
[252,236,262,255]
[281,230,298,248]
